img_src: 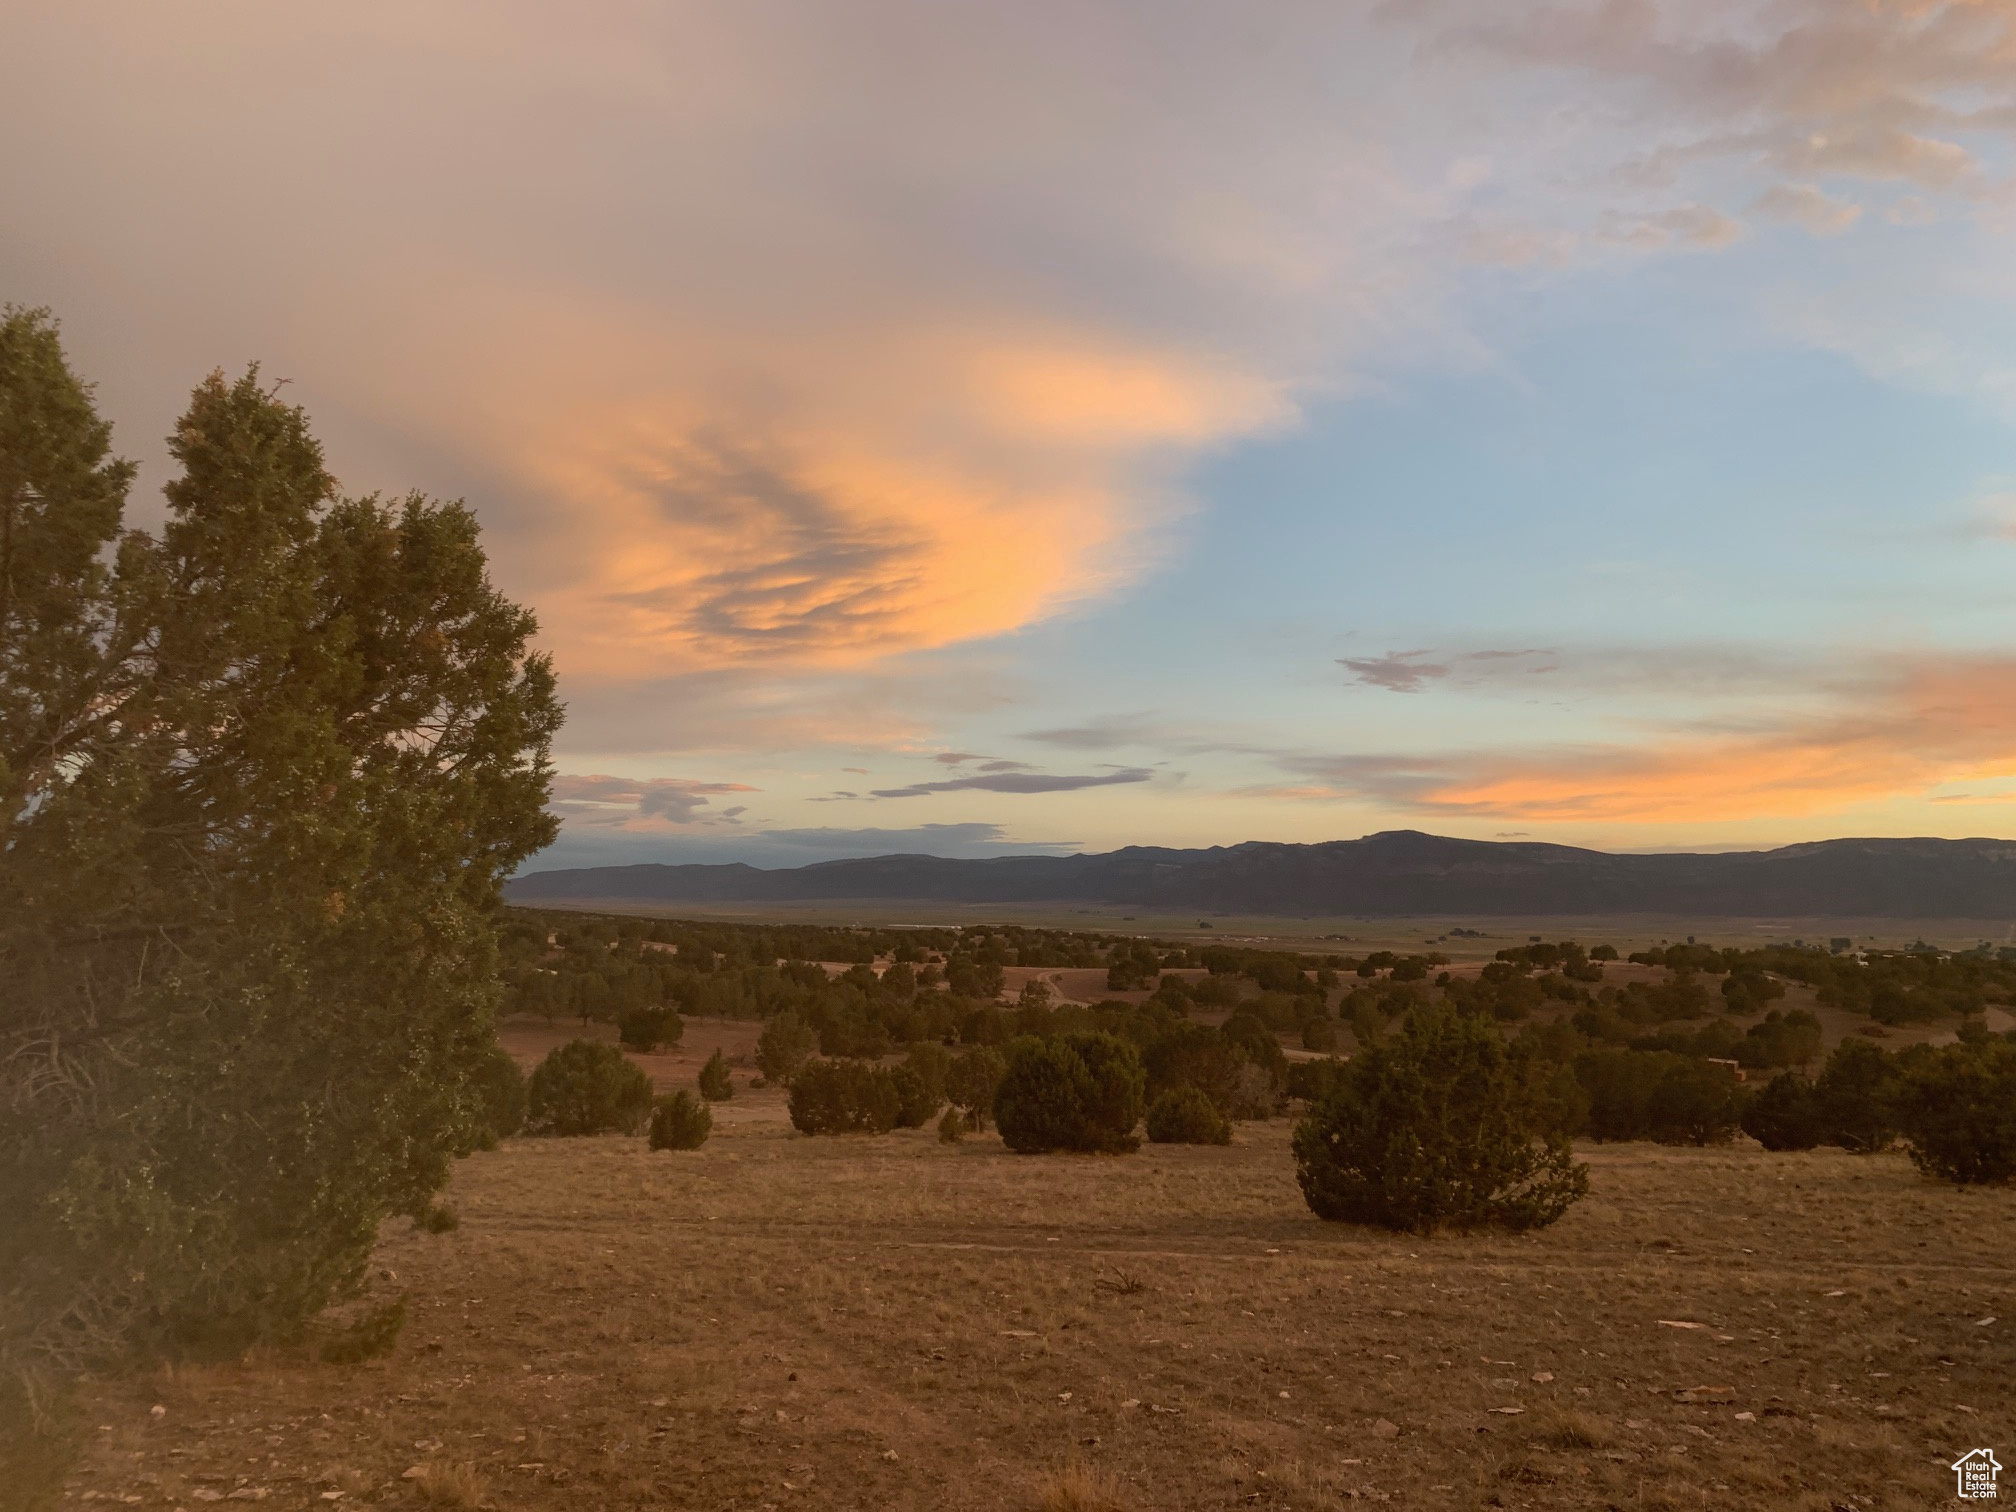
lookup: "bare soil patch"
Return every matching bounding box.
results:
[61,1092,2015,1511]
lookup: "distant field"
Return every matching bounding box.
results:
[64,1046,2016,1512]
[519,897,2016,961]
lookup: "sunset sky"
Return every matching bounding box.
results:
[8,2,2016,869]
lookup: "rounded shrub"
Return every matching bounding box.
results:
[698,1047,734,1101]
[1894,1041,2016,1185]
[1146,1085,1232,1145]
[1740,1072,1824,1151]
[947,1045,1007,1131]
[756,1011,817,1085]
[1643,1060,1744,1146]
[526,1039,655,1136]
[1814,1038,1903,1152]
[890,1064,940,1128]
[787,1059,901,1135]
[467,1043,527,1147]
[1293,1004,1588,1234]
[617,1003,685,1052]
[994,1031,1145,1154]
[649,1089,713,1150]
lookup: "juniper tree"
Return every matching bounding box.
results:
[1,310,559,1407]
[1293,1004,1588,1233]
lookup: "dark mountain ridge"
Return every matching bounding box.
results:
[506,830,2016,918]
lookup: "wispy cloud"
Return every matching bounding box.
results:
[871,768,1154,800]
[549,773,759,828]
[1274,655,2016,823]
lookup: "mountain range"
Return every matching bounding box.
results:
[506,831,2016,918]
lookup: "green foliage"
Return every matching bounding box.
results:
[413,1204,459,1234]
[317,1297,407,1365]
[889,1065,941,1128]
[946,1045,1007,1130]
[1301,1015,1339,1052]
[617,1003,685,1052]
[937,1106,969,1143]
[0,314,559,1390]
[468,1044,527,1147]
[1145,1085,1232,1145]
[995,1031,1145,1154]
[1575,1049,1742,1144]
[525,1041,654,1136]
[1141,1022,1243,1113]
[698,1047,734,1101]
[788,1059,901,1135]
[1813,1039,1902,1152]
[1893,1042,2016,1185]
[648,1090,712,1151]
[1295,1005,1588,1234]
[756,1012,817,1084]
[1286,1057,1351,1103]
[1642,1059,1745,1146]
[1741,1073,1824,1151]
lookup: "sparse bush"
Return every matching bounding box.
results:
[698,1047,734,1101]
[756,1011,816,1084]
[1301,1015,1339,1053]
[1741,1072,1824,1151]
[937,1106,968,1143]
[467,1043,527,1147]
[413,1203,459,1233]
[1293,1004,1588,1233]
[995,1031,1145,1154]
[1894,1041,2016,1184]
[788,1059,901,1134]
[1146,1085,1232,1145]
[525,1040,655,1136]
[617,1002,684,1052]
[649,1089,712,1150]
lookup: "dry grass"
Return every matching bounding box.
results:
[407,1459,486,1506]
[58,1092,2016,1511]
[1036,1463,1136,1512]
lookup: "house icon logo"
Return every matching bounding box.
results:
[1953,1448,2001,1500]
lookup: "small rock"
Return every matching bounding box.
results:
[1531,1372,1554,1384]
[1277,1391,1290,1400]
[1656,1320,1706,1331]
[1824,1290,1846,1298]
[400,1468,426,1481]
[1489,1407,1524,1415]
[150,1405,167,1419]
[1120,1399,1140,1410]
[1734,1412,1756,1423]
[1674,1386,1737,1405]
[1372,1418,1400,1439]
[881,1450,899,1462]
[1975,1317,1997,1327]
[1058,1392,1072,1403]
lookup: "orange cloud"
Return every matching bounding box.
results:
[1280,657,2016,824]
[302,265,1294,683]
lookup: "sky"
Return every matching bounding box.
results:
[7,1,2016,870]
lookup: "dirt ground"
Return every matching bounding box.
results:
[60,1061,2016,1512]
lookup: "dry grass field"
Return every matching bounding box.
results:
[60,1054,2016,1512]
